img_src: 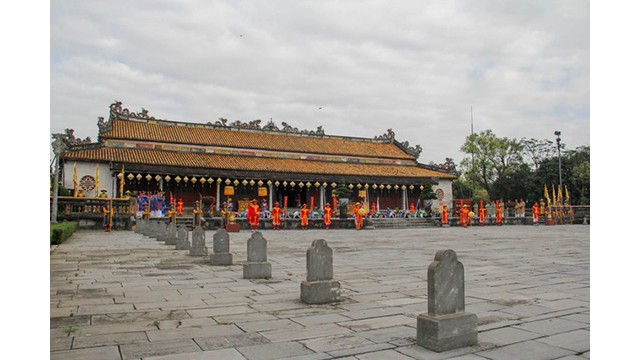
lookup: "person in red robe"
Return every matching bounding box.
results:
[323,203,334,230]
[532,202,540,226]
[247,199,260,231]
[496,200,503,226]
[478,201,486,226]
[272,202,283,230]
[300,203,310,230]
[177,198,184,216]
[353,202,365,230]
[441,204,449,226]
[460,204,470,228]
[409,202,416,216]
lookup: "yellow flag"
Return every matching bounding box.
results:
[73,162,79,197]
[95,164,100,198]
[543,184,550,204]
[552,185,556,206]
[557,184,563,204]
[565,185,570,205]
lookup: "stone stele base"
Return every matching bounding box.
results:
[300,280,341,304]
[189,246,208,257]
[243,262,272,279]
[210,252,233,266]
[416,312,478,352]
[164,237,178,246]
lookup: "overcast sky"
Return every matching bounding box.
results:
[50,0,589,165]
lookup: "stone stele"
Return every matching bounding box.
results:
[416,249,477,352]
[210,228,233,266]
[189,226,208,256]
[243,232,271,279]
[301,239,340,304]
[176,226,190,250]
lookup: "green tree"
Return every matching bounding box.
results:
[460,130,524,197]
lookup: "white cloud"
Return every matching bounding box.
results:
[50,0,589,164]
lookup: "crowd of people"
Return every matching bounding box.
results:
[126,192,573,232]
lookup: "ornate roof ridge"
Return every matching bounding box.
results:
[97,101,422,157]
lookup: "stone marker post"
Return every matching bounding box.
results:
[210,228,233,265]
[301,239,341,304]
[155,222,168,241]
[164,222,178,245]
[417,249,477,352]
[189,226,208,256]
[176,225,190,250]
[136,219,144,234]
[243,232,272,279]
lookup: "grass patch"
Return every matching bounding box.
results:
[50,222,77,245]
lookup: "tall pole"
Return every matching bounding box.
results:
[51,134,67,224]
[470,106,474,200]
[555,131,562,195]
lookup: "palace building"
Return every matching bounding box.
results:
[60,101,457,213]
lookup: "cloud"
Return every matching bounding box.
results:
[50,0,589,164]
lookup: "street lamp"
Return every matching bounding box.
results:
[554,131,562,195]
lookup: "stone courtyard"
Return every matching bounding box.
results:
[50,225,590,359]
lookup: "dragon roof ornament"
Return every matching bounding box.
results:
[375,128,422,158]
[207,118,326,136]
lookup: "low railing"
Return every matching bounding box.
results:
[50,197,136,230]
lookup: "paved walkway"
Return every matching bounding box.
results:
[50,225,589,359]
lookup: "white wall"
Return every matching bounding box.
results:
[62,161,114,197]
[433,179,453,212]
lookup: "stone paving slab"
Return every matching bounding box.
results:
[50,225,590,359]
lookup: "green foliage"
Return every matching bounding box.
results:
[458,130,589,205]
[419,185,437,201]
[331,184,352,198]
[50,222,77,245]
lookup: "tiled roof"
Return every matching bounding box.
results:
[101,120,416,160]
[63,147,456,179]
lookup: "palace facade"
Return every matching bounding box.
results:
[60,101,457,214]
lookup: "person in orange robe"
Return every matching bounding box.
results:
[460,204,470,228]
[478,202,486,226]
[177,198,184,216]
[532,202,540,226]
[371,201,377,215]
[300,203,310,230]
[353,202,365,230]
[409,202,416,216]
[441,204,449,226]
[323,203,334,229]
[247,199,260,231]
[271,202,283,230]
[496,200,503,225]
[102,200,113,232]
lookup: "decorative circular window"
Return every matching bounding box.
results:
[436,188,444,201]
[80,175,96,192]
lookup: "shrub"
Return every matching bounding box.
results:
[50,222,77,245]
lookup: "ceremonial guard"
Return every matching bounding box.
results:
[247,199,260,231]
[460,204,470,228]
[300,203,311,230]
[102,200,113,232]
[496,200,503,226]
[353,202,365,230]
[532,202,540,225]
[271,202,283,230]
[193,200,202,227]
[478,200,486,226]
[177,198,184,216]
[323,203,334,230]
[441,204,449,226]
